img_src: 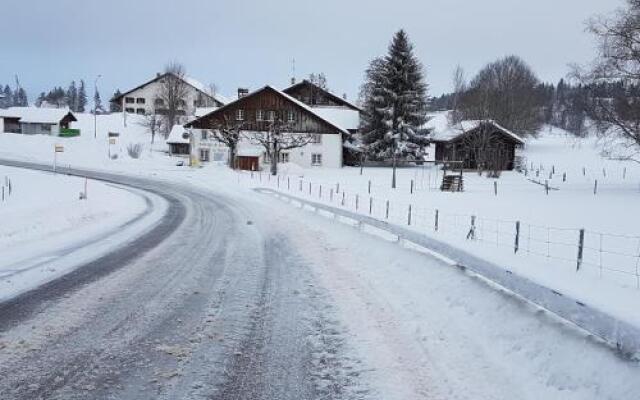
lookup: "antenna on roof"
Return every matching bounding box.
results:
[290,58,296,85]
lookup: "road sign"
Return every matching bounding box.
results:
[108,132,120,138]
[55,144,64,153]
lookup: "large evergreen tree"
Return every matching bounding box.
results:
[67,81,78,111]
[110,89,122,112]
[94,88,103,113]
[361,30,429,161]
[78,80,87,112]
[0,85,12,108]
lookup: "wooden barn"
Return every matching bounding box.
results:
[425,112,525,171]
[186,85,349,170]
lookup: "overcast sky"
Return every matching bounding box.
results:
[0,0,623,104]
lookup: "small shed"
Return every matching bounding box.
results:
[166,125,190,155]
[0,107,78,136]
[425,112,525,171]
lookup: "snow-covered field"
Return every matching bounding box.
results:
[0,164,164,301]
[0,113,639,328]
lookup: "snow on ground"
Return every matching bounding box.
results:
[0,164,164,301]
[0,114,639,328]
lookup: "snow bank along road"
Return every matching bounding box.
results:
[0,162,638,399]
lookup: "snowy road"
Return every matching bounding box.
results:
[0,161,638,399]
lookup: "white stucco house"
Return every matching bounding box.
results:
[0,107,78,136]
[110,73,228,125]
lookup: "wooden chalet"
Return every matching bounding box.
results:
[283,80,362,112]
[425,112,525,171]
[186,85,349,170]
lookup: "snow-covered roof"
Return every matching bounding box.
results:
[194,107,218,118]
[0,107,76,124]
[188,85,350,135]
[166,124,190,144]
[183,76,229,105]
[310,107,360,131]
[237,146,263,157]
[424,111,525,144]
[113,73,228,105]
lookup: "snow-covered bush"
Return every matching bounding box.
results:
[127,143,144,159]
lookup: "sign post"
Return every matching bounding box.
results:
[54,144,64,173]
[108,132,119,159]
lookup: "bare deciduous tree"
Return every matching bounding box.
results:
[449,65,467,125]
[208,114,246,168]
[573,0,640,162]
[249,115,314,175]
[459,55,543,136]
[138,111,163,144]
[158,62,189,136]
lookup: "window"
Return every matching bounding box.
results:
[310,134,322,144]
[125,107,135,113]
[136,98,145,104]
[201,130,208,140]
[287,110,295,123]
[136,108,145,115]
[125,97,135,104]
[266,110,275,121]
[236,109,245,121]
[40,124,51,132]
[154,98,164,106]
[256,109,264,121]
[199,149,210,162]
[311,153,322,166]
[280,152,290,163]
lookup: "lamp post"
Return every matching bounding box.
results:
[94,74,102,139]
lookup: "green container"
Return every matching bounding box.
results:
[59,128,80,137]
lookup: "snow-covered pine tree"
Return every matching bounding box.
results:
[94,89,103,113]
[78,80,87,112]
[67,81,78,111]
[14,88,28,106]
[0,85,11,108]
[361,30,429,161]
[110,89,122,112]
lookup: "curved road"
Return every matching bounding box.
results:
[0,161,638,400]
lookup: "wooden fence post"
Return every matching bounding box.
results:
[287,177,290,190]
[385,200,389,219]
[330,189,333,202]
[341,192,345,206]
[545,180,549,195]
[494,181,498,196]
[319,185,322,198]
[407,205,412,226]
[594,179,598,195]
[562,173,566,182]
[514,221,520,253]
[577,229,585,271]
[309,182,312,195]
[368,180,371,194]
[435,209,439,232]
[336,183,340,193]
[466,216,476,239]
[369,197,373,215]
[355,194,359,211]
[410,180,414,194]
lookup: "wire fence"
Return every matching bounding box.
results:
[242,170,640,289]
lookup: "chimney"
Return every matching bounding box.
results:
[238,88,249,99]
[291,77,296,85]
[342,93,347,100]
[156,72,161,78]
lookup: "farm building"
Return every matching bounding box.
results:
[186,85,352,170]
[425,112,525,171]
[0,107,78,136]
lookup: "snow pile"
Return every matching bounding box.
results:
[0,164,153,301]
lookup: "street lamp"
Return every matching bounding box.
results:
[94,74,102,139]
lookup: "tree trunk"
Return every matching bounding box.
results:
[270,151,278,176]
[228,145,237,169]
[392,151,397,189]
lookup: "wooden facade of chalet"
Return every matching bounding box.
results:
[283,80,361,111]
[188,86,346,135]
[434,122,524,171]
